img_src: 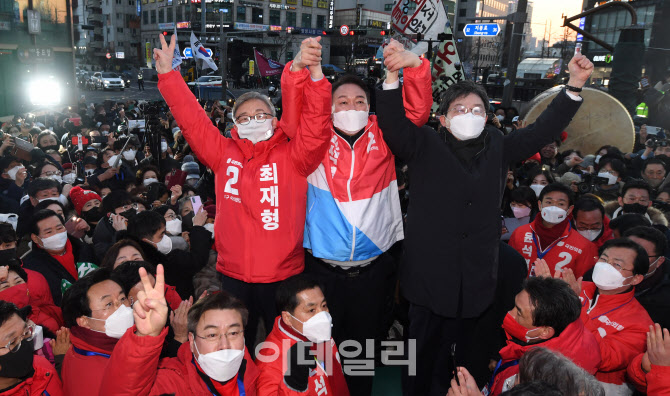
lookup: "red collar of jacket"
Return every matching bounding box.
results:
[530,216,570,250]
[581,281,636,313]
[595,216,614,249]
[231,126,288,160]
[70,325,119,354]
[499,319,600,374]
[277,316,310,343]
[1,356,58,396]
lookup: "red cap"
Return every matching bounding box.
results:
[525,152,542,164]
[62,163,73,170]
[560,131,568,142]
[69,186,101,215]
[204,205,216,220]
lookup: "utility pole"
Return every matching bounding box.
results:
[502,0,527,107]
[220,12,227,97]
[201,0,206,42]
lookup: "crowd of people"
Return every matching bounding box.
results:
[0,34,668,396]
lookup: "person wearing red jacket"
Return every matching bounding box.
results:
[99,265,260,396]
[60,267,135,395]
[509,183,598,278]
[577,238,654,394]
[626,323,670,395]
[256,274,349,396]
[485,276,601,395]
[153,34,331,353]
[571,196,614,249]
[0,301,63,396]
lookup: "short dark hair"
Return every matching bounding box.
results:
[522,277,581,336]
[6,260,27,282]
[34,199,66,214]
[138,165,161,183]
[437,80,490,115]
[624,226,667,257]
[538,183,575,207]
[599,157,626,178]
[61,267,120,327]
[599,238,650,275]
[102,190,132,215]
[331,74,371,104]
[0,155,20,173]
[127,210,165,240]
[187,291,249,334]
[112,260,156,295]
[573,197,605,219]
[510,186,538,208]
[526,167,555,186]
[621,180,652,198]
[609,213,651,235]
[0,301,23,328]
[275,274,323,315]
[30,209,64,236]
[101,239,147,269]
[643,157,668,173]
[0,222,17,244]
[27,177,61,198]
[37,130,59,148]
[501,381,563,396]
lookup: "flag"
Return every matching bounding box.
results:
[253,48,284,77]
[390,0,448,56]
[190,31,218,71]
[430,23,465,114]
[172,26,182,71]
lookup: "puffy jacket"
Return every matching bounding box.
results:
[22,239,82,306]
[508,218,598,278]
[256,317,349,396]
[62,327,117,395]
[626,353,670,395]
[0,355,63,396]
[158,66,331,283]
[593,215,614,250]
[99,326,259,396]
[486,320,601,395]
[14,268,63,333]
[281,60,432,262]
[580,281,653,386]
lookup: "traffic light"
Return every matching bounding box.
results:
[380,29,391,36]
[350,29,367,36]
[162,31,168,36]
[321,29,335,35]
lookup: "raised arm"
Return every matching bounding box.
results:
[154,34,227,172]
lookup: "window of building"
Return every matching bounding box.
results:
[117,27,123,32]
[458,23,465,32]
[237,6,246,22]
[316,14,325,29]
[384,3,393,11]
[176,7,182,21]
[159,9,164,23]
[252,7,263,24]
[459,8,466,17]
[286,11,296,27]
[167,9,173,22]
[151,9,156,24]
[301,12,311,28]
[143,10,148,24]
[269,9,280,25]
[286,50,294,61]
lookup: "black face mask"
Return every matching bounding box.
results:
[119,208,137,220]
[182,211,194,231]
[0,338,35,379]
[0,248,17,263]
[41,145,60,153]
[623,203,648,215]
[82,207,103,224]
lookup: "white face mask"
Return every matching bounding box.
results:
[122,149,137,161]
[529,184,545,198]
[49,174,63,183]
[289,311,333,343]
[63,173,77,184]
[541,206,568,224]
[39,231,68,251]
[152,234,173,255]
[6,166,24,181]
[236,118,274,144]
[577,228,601,242]
[597,172,618,186]
[495,115,504,122]
[447,113,486,141]
[87,304,135,338]
[595,155,602,164]
[592,261,634,291]
[143,178,158,187]
[37,197,59,204]
[161,142,168,153]
[194,342,245,382]
[91,142,102,148]
[85,169,96,177]
[645,257,662,279]
[332,110,369,133]
[166,219,182,235]
[204,223,215,238]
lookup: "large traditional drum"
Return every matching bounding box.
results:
[522,86,635,155]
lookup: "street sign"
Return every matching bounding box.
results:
[340,24,349,36]
[27,10,41,34]
[463,23,500,37]
[183,47,212,59]
[105,52,111,59]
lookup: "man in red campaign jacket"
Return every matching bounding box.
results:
[626,324,670,395]
[256,275,349,396]
[577,238,654,394]
[0,301,63,396]
[60,268,135,395]
[571,196,614,249]
[153,34,331,352]
[509,183,598,278]
[99,265,259,396]
[485,277,601,396]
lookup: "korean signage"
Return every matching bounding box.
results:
[269,4,295,9]
[302,0,313,6]
[176,21,191,28]
[116,51,125,59]
[145,42,152,68]
[576,17,585,42]
[368,19,385,28]
[391,0,448,56]
[249,60,255,75]
[158,22,175,29]
[270,25,282,31]
[240,0,262,6]
[17,46,53,63]
[300,28,322,35]
[317,0,327,8]
[234,22,269,30]
[328,0,334,28]
[136,0,141,15]
[27,10,41,34]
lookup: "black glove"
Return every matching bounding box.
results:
[284,341,317,392]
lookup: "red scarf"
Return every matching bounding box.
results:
[70,325,119,354]
[532,215,569,251]
[53,239,78,281]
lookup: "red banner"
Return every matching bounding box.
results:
[253,48,284,77]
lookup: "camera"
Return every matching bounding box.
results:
[577,173,611,194]
[646,136,670,150]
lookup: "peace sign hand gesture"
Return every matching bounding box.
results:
[134,264,169,337]
[154,34,176,75]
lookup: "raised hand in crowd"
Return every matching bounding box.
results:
[383,39,422,83]
[134,264,169,337]
[642,323,670,371]
[533,258,582,295]
[292,36,324,79]
[49,327,72,356]
[169,296,193,343]
[446,367,482,396]
[153,33,176,75]
[566,53,595,90]
[170,185,182,206]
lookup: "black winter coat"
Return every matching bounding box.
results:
[375,86,582,318]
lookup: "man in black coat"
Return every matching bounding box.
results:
[378,46,594,395]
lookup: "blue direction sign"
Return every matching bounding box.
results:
[463,23,500,37]
[183,47,212,59]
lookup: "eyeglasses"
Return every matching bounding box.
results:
[235,113,273,125]
[447,105,486,118]
[597,258,634,273]
[90,297,128,314]
[0,324,35,354]
[41,171,62,177]
[194,329,244,343]
[164,213,177,221]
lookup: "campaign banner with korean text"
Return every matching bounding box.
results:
[430,24,465,114]
[391,0,448,56]
[253,48,284,77]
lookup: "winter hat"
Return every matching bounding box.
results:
[181,161,199,175]
[204,205,216,220]
[183,155,195,163]
[70,186,101,215]
[62,163,73,171]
